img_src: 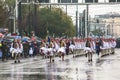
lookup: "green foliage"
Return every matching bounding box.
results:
[5,0,15,10]
[36,7,76,38]
[92,29,104,36]
[0,0,9,27]
[1,0,76,37]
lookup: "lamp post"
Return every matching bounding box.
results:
[34,0,37,35]
[14,0,19,33]
[14,0,22,35]
[27,0,37,37]
[28,0,31,36]
[112,15,114,37]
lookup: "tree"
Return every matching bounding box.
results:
[2,0,76,37]
[91,29,104,36]
[35,7,76,38]
[0,0,9,27]
[1,0,15,32]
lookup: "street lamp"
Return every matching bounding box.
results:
[28,0,35,36]
[14,0,22,35]
[28,0,31,36]
[14,0,19,33]
[28,0,37,37]
[111,15,114,37]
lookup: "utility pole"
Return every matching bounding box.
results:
[79,13,82,38]
[18,0,22,36]
[28,0,31,36]
[112,15,114,37]
[85,4,89,38]
[14,0,18,33]
[76,4,78,37]
[66,1,67,19]
[14,0,22,35]
[85,4,89,37]
[76,11,78,37]
[34,0,37,36]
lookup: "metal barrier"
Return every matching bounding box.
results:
[100,48,115,57]
[73,49,85,57]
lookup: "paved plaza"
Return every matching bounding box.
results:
[0,49,120,80]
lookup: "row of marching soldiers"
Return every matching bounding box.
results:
[39,37,116,63]
[83,38,116,62]
[9,37,116,63]
[9,39,40,63]
[40,38,76,63]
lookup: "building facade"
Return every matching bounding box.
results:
[93,13,120,38]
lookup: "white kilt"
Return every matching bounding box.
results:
[40,47,48,55]
[54,43,60,52]
[57,47,66,54]
[69,44,75,51]
[17,48,23,54]
[47,48,54,56]
[84,47,92,53]
[10,47,18,54]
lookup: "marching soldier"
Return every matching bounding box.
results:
[84,39,93,62]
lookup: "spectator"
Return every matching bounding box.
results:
[1,41,8,61]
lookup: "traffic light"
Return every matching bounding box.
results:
[85,0,98,3]
[109,0,116,2]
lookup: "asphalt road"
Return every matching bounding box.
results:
[0,49,120,80]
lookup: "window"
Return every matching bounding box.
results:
[72,0,78,3]
[117,0,120,2]
[58,0,75,3]
[85,0,98,3]
[85,0,93,3]
[109,0,116,2]
[58,0,60,3]
[95,0,98,2]
[38,0,49,3]
[61,0,71,3]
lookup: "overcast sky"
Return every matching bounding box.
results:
[60,4,120,19]
[89,4,120,17]
[59,4,120,24]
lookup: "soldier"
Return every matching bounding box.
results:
[48,42,54,63]
[40,40,47,59]
[65,39,70,55]
[57,39,66,61]
[11,39,19,63]
[69,39,75,57]
[17,40,23,63]
[84,39,93,62]
[95,39,101,57]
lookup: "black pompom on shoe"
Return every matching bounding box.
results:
[18,60,20,63]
